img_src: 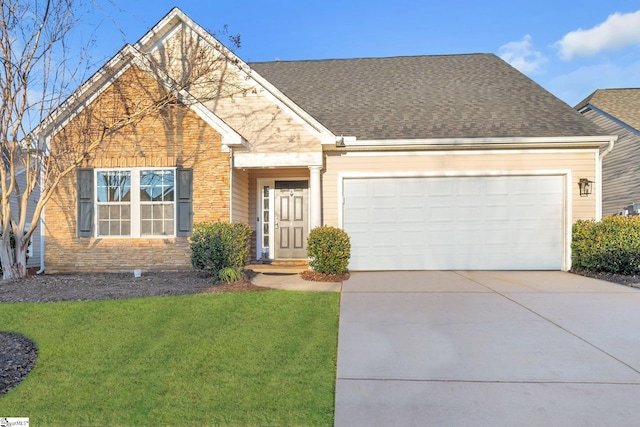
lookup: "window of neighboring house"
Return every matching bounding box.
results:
[95,168,176,237]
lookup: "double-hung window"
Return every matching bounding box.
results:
[95,168,175,237]
[96,170,132,236]
[140,170,175,236]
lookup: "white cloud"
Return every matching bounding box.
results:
[556,10,640,60]
[499,35,547,74]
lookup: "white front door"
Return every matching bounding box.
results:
[257,179,309,261]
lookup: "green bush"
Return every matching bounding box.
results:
[218,266,244,284]
[307,226,351,274]
[572,216,640,275]
[190,221,252,279]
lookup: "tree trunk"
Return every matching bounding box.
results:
[0,237,28,280]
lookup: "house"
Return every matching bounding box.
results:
[40,8,615,273]
[12,168,42,270]
[575,89,640,216]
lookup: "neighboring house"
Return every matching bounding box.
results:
[13,168,42,269]
[40,8,614,273]
[2,166,42,270]
[575,89,640,216]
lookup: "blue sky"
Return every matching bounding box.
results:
[80,0,640,107]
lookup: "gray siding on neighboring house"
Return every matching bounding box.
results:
[10,171,41,268]
[582,109,640,216]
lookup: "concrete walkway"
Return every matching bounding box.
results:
[335,271,640,426]
[250,272,341,292]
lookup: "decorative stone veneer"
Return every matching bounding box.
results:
[45,66,230,273]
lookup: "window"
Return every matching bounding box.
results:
[95,168,175,237]
[77,167,192,238]
[97,170,131,236]
[140,170,175,236]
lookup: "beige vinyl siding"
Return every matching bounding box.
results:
[232,168,249,223]
[583,110,640,216]
[322,150,599,227]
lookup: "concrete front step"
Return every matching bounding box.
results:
[247,260,309,274]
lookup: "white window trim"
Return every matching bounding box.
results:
[94,167,177,238]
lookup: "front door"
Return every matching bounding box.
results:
[274,180,308,259]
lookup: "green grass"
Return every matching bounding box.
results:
[0,291,340,426]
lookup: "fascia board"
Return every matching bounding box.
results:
[338,135,618,149]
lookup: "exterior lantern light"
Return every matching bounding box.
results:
[578,178,593,197]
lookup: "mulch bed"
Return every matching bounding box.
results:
[300,270,350,282]
[571,269,640,288]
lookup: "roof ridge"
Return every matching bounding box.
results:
[248,52,497,65]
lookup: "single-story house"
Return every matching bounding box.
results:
[41,7,615,273]
[575,88,640,216]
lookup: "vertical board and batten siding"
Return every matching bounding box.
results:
[322,150,599,228]
[582,109,640,216]
[232,169,249,223]
[46,66,230,273]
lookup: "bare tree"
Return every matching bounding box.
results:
[0,1,243,280]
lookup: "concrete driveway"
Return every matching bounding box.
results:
[334,271,640,426]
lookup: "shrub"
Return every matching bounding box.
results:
[190,221,252,279]
[572,216,640,275]
[218,266,243,284]
[307,226,351,274]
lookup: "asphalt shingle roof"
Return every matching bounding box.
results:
[575,88,640,132]
[250,54,607,140]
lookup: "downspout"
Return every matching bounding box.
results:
[597,137,616,221]
[229,147,233,223]
[36,205,45,274]
[36,155,46,274]
[600,138,615,159]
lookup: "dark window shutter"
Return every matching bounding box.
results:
[77,168,94,237]
[176,168,193,236]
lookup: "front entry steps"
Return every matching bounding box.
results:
[247,259,309,274]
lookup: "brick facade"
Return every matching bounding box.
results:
[45,65,230,273]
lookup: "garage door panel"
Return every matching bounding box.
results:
[343,176,564,271]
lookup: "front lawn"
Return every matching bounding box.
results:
[0,291,340,426]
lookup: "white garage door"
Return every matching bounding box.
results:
[343,176,564,270]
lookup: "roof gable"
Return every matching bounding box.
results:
[41,8,334,149]
[575,88,640,133]
[40,43,244,149]
[250,54,608,141]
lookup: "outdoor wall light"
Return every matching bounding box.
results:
[578,178,593,197]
